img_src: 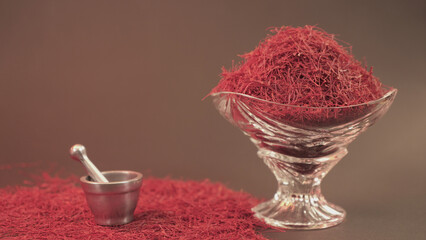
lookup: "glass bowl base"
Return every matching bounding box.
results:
[252,198,346,230]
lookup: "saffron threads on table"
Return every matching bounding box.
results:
[210,26,388,126]
[0,173,276,239]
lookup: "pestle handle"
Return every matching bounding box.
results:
[70,144,109,183]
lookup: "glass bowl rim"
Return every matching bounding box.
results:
[210,85,397,109]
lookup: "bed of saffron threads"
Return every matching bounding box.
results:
[0,173,280,239]
[209,26,387,126]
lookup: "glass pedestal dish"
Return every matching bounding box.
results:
[211,87,397,230]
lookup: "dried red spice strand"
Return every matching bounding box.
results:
[0,173,278,239]
[0,162,39,170]
[209,26,388,126]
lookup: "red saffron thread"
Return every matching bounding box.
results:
[209,26,389,126]
[0,173,278,239]
[0,162,39,170]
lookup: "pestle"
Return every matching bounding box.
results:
[69,144,109,183]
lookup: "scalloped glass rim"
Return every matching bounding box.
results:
[210,85,397,109]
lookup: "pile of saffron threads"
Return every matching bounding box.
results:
[209,26,387,126]
[0,173,278,239]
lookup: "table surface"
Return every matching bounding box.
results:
[1,165,425,240]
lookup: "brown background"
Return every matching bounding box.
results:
[0,0,425,239]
